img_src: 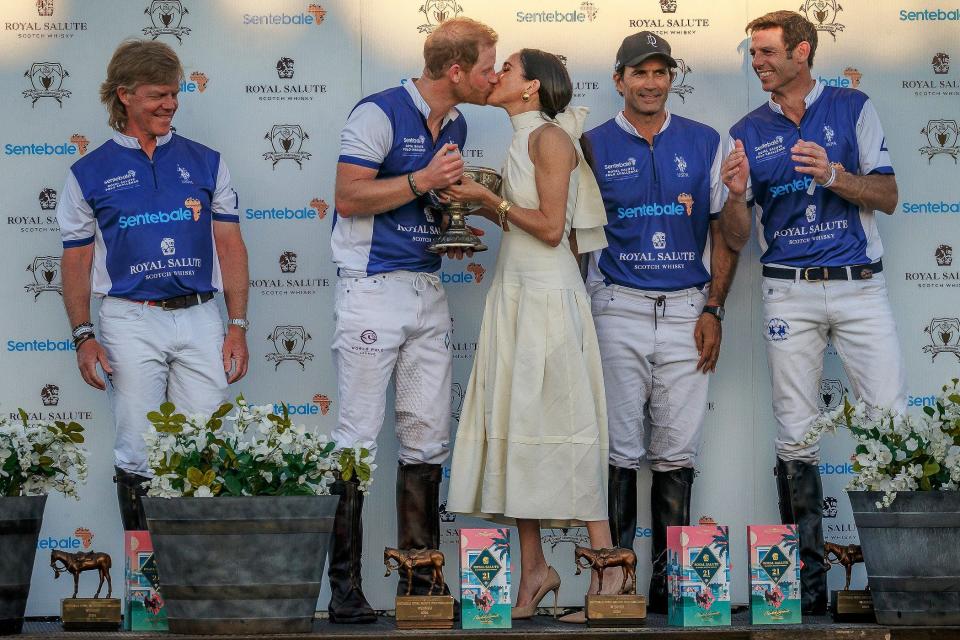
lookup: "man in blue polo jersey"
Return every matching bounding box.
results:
[327,17,498,622]
[722,10,905,614]
[584,32,741,614]
[57,40,249,531]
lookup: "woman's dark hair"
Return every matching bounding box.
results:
[518,48,572,119]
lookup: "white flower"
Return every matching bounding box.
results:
[194,485,213,498]
[905,438,919,452]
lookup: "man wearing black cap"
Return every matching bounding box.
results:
[583,31,741,613]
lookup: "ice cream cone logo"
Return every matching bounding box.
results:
[678,193,694,216]
[70,134,88,155]
[842,67,861,88]
[307,4,326,24]
[184,197,202,221]
[189,71,208,92]
[310,198,329,219]
[312,393,332,415]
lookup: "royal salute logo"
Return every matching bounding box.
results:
[41,383,59,407]
[263,125,311,169]
[670,59,694,102]
[759,545,790,583]
[39,188,57,210]
[652,231,667,250]
[25,256,62,299]
[934,52,950,75]
[818,378,845,412]
[160,238,175,256]
[937,244,953,266]
[822,496,839,518]
[799,0,844,40]
[5,0,88,38]
[805,204,817,223]
[906,243,960,289]
[923,317,960,362]
[628,2,709,36]
[277,57,295,79]
[247,58,327,103]
[279,251,297,273]
[22,62,71,107]
[900,53,958,97]
[920,119,959,163]
[419,0,462,33]
[143,0,191,43]
[266,325,314,370]
[439,501,457,523]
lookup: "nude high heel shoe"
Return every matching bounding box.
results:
[511,566,561,620]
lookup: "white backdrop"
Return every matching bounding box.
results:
[1,0,958,615]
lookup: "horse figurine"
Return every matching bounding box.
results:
[383,547,446,596]
[50,550,113,598]
[573,546,636,595]
[823,542,865,591]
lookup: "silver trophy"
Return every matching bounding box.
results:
[427,167,502,254]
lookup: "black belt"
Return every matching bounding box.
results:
[762,260,882,282]
[123,291,214,310]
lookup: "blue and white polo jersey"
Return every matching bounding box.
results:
[585,111,724,292]
[57,131,240,299]
[332,80,467,276]
[728,81,893,267]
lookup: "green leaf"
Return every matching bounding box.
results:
[68,433,84,444]
[924,461,941,477]
[923,405,935,417]
[223,474,243,496]
[186,467,205,486]
[202,469,216,486]
[38,456,54,466]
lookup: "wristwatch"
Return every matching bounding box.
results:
[228,318,250,330]
[702,305,724,321]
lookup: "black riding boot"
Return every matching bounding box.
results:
[395,462,452,597]
[648,467,694,615]
[114,467,150,531]
[327,477,376,623]
[608,465,638,551]
[776,458,827,615]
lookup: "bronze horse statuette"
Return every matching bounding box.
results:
[823,542,865,591]
[384,547,445,596]
[573,546,637,595]
[50,550,113,598]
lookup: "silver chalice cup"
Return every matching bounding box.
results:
[427,167,502,254]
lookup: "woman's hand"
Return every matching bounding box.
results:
[437,175,496,209]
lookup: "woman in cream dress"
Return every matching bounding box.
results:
[443,49,618,621]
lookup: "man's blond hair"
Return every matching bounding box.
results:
[99,39,184,132]
[422,17,498,80]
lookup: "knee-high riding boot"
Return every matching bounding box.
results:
[114,467,150,531]
[776,458,827,615]
[648,467,694,615]
[395,462,452,597]
[327,477,376,623]
[608,465,638,551]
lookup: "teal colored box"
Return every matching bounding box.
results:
[667,524,731,627]
[460,528,511,629]
[124,531,167,632]
[748,524,802,624]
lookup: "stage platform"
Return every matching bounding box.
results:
[17,611,958,640]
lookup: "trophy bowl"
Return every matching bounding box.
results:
[427,167,502,254]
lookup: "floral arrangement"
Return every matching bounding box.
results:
[0,409,87,498]
[804,378,960,508]
[144,398,375,498]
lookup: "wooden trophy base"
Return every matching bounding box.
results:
[831,590,875,622]
[585,594,647,627]
[61,598,121,630]
[395,595,455,629]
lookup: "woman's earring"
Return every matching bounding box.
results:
[521,91,530,102]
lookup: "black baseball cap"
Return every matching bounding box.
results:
[615,31,677,72]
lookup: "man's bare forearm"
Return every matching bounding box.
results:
[61,245,94,329]
[719,195,751,252]
[828,172,898,215]
[708,221,739,307]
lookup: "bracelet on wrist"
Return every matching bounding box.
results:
[73,332,95,349]
[821,165,837,189]
[71,322,94,340]
[496,199,513,231]
[408,172,424,198]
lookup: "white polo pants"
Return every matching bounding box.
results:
[761,273,906,463]
[99,297,228,475]
[591,283,710,472]
[331,271,452,465]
